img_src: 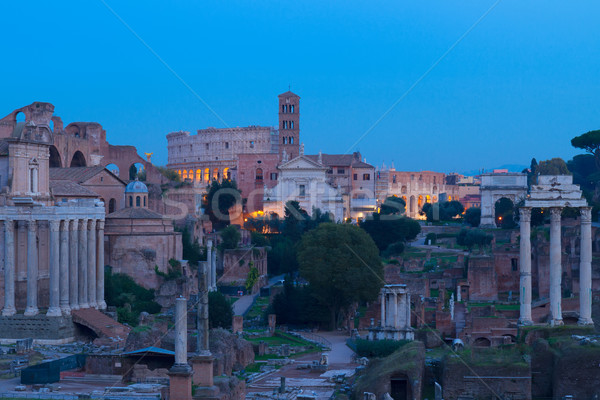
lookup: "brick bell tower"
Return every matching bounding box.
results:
[278,90,300,160]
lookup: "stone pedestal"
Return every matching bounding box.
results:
[191,354,215,387]
[168,365,192,400]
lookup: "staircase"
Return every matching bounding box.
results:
[71,308,130,346]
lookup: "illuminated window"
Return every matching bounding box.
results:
[363,174,370,180]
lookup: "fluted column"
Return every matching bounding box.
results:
[2,220,16,316]
[96,220,106,310]
[47,220,62,316]
[69,219,79,310]
[59,220,70,315]
[380,291,385,326]
[519,207,533,325]
[24,220,39,316]
[78,219,89,308]
[549,207,563,326]
[174,296,188,365]
[87,219,97,308]
[578,207,593,325]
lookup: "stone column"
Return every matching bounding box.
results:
[392,291,398,329]
[197,261,210,353]
[96,220,106,310]
[87,219,97,308]
[406,292,411,329]
[206,240,213,291]
[59,219,71,315]
[2,220,16,316]
[211,247,217,291]
[380,291,385,327]
[78,219,89,309]
[549,207,563,326]
[24,220,39,316]
[175,296,189,365]
[47,220,62,317]
[69,219,79,310]
[518,207,533,325]
[578,207,594,325]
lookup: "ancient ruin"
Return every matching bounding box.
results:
[368,284,414,341]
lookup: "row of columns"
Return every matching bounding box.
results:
[519,207,593,326]
[2,218,105,317]
[380,289,411,330]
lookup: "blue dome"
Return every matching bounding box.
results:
[125,179,148,193]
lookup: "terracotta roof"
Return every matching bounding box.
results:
[49,166,125,185]
[278,90,300,98]
[305,153,374,169]
[106,207,164,219]
[50,180,99,197]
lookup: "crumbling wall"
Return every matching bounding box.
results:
[209,328,254,376]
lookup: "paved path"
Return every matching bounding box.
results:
[315,331,355,364]
[233,274,284,316]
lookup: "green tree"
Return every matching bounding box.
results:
[250,231,269,247]
[157,166,181,182]
[219,225,241,250]
[179,227,205,266]
[208,291,233,329]
[464,207,481,227]
[495,198,516,228]
[571,130,600,170]
[298,223,383,329]
[245,267,259,292]
[536,158,570,175]
[360,213,421,251]
[203,179,242,229]
[422,201,464,222]
[283,200,309,241]
[457,228,493,252]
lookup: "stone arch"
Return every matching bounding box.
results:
[70,151,87,167]
[129,162,145,181]
[473,337,491,347]
[49,145,62,168]
[255,168,263,181]
[108,198,116,213]
[213,167,219,181]
[15,111,26,123]
[204,168,210,182]
[401,185,407,194]
[390,373,411,400]
[182,170,188,180]
[418,195,424,209]
[106,163,120,177]
[196,169,202,182]
[479,173,528,227]
[495,196,516,228]
[223,167,230,180]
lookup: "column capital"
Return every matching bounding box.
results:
[27,220,37,232]
[88,219,97,230]
[78,218,88,229]
[519,207,532,223]
[97,220,105,230]
[580,206,592,223]
[49,219,60,232]
[60,219,69,231]
[550,207,563,221]
[4,219,14,233]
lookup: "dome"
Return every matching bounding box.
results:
[125,179,148,193]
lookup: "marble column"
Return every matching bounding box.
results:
[59,220,71,315]
[549,207,563,326]
[518,207,533,325]
[24,220,39,316]
[206,240,213,291]
[392,292,398,329]
[69,219,79,310]
[2,220,16,316]
[175,296,188,365]
[578,207,594,325]
[406,292,411,329]
[380,291,385,327]
[87,219,97,308]
[211,245,217,291]
[47,220,62,317]
[78,219,89,308]
[96,221,106,310]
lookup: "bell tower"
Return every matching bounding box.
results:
[278,91,300,160]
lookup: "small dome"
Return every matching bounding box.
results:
[125,179,148,193]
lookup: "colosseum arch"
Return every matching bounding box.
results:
[480,173,528,227]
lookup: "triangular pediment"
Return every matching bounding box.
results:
[279,155,327,171]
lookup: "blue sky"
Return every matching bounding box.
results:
[1,1,599,173]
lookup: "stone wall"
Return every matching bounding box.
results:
[209,328,254,376]
[467,256,498,301]
[0,315,75,342]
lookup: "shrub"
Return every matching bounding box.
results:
[425,233,437,245]
[209,291,233,329]
[354,339,409,358]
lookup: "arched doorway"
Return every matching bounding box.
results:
[108,198,116,214]
[495,197,516,228]
[49,146,62,168]
[473,337,491,347]
[70,151,86,167]
[213,168,219,181]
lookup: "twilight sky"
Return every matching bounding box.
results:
[1,1,599,174]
